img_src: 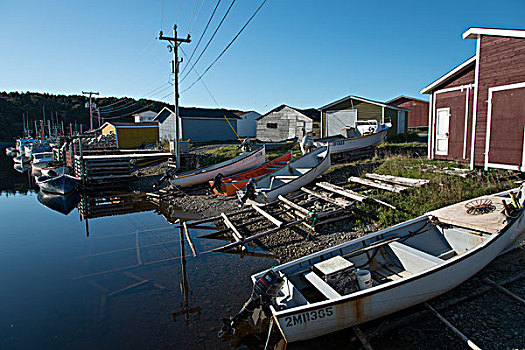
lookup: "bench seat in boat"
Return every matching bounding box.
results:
[303,271,341,299]
[388,241,445,274]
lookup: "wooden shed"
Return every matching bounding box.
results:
[421,27,525,171]
[319,95,409,138]
[387,96,429,129]
[101,122,159,149]
[256,105,320,142]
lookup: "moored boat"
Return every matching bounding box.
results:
[37,191,81,215]
[13,155,31,164]
[36,174,80,195]
[169,146,266,188]
[314,121,390,155]
[227,189,525,344]
[237,146,330,204]
[41,166,70,178]
[31,152,54,169]
[5,147,17,157]
[209,151,293,196]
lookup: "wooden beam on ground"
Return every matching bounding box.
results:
[424,303,481,350]
[278,195,310,215]
[365,173,429,187]
[210,217,307,253]
[251,204,283,227]
[317,182,397,210]
[301,187,353,209]
[182,222,198,257]
[348,176,408,193]
[352,326,374,350]
[483,277,525,306]
[221,213,246,251]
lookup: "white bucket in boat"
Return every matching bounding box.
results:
[356,269,372,290]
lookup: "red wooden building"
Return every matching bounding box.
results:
[387,96,429,128]
[421,27,525,171]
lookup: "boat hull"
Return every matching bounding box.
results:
[170,147,266,187]
[209,151,293,196]
[266,198,525,343]
[314,129,388,155]
[5,147,17,157]
[37,174,80,195]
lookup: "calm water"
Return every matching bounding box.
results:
[0,149,276,349]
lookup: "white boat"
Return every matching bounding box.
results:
[31,152,54,169]
[41,166,70,177]
[36,174,80,195]
[243,189,525,343]
[237,146,330,204]
[13,155,31,164]
[314,121,389,155]
[169,146,266,188]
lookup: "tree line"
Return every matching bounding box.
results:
[0,91,169,141]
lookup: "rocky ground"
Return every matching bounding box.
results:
[128,152,525,349]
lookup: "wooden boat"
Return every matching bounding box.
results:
[255,137,298,151]
[169,146,266,188]
[13,155,31,164]
[247,189,525,344]
[208,151,293,196]
[36,174,80,195]
[13,162,30,173]
[237,146,330,204]
[314,122,389,155]
[31,152,54,170]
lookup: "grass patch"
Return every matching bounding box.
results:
[199,145,242,167]
[347,155,516,230]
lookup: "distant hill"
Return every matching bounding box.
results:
[0,91,169,141]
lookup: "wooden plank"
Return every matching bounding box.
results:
[278,195,310,215]
[353,326,374,350]
[317,182,367,202]
[348,176,408,193]
[210,217,307,253]
[251,204,283,227]
[317,182,397,210]
[424,303,482,350]
[135,230,142,265]
[365,173,429,187]
[303,271,341,298]
[301,187,353,208]
[483,278,525,306]
[221,213,243,242]
[182,222,198,257]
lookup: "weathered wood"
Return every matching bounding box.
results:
[252,204,284,227]
[182,222,198,257]
[365,173,429,187]
[352,326,374,350]
[424,303,482,350]
[317,182,397,210]
[301,187,353,208]
[221,213,243,242]
[483,277,525,305]
[210,218,308,253]
[278,195,310,215]
[348,176,408,193]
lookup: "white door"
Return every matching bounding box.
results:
[397,111,405,134]
[435,108,450,155]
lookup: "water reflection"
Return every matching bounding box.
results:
[0,148,35,195]
[37,191,81,215]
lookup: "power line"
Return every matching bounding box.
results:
[182,0,268,93]
[100,90,173,121]
[179,0,236,83]
[187,0,199,33]
[189,0,207,33]
[179,0,222,77]
[180,47,220,107]
[99,82,172,114]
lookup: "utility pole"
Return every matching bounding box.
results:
[82,91,99,131]
[159,25,191,170]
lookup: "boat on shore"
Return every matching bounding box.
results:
[169,146,266,188]
[36,174,80,195]
[239,189,525,344]
[314,121,389,155]
[209,151,293,196]
[237,146,330,204]
[255,137,298,151]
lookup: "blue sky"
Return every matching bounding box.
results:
[1,0,524,114]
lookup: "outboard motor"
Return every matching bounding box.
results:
[238,178,256,205]
[300,134,314,155]
[153,169,174,189]
[219,269,284,337]
[211,173,224,193]
[238,137,252,152]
